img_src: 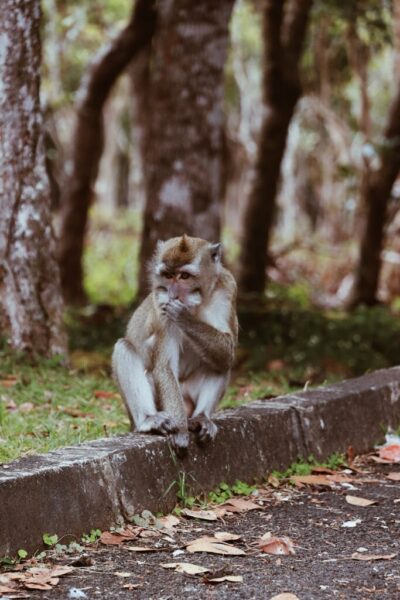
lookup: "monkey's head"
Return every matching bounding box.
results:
[151,234,222,309]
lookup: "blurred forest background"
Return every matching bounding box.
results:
[1,0,400,461]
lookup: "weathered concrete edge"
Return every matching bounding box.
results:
[1,366,400,556]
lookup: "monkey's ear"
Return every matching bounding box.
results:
[209,242,222,263]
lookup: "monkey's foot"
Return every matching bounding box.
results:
[169,431,190,457]
[189,416,218,444]
[138,412,179,435]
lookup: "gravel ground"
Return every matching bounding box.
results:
[1,460,399,600]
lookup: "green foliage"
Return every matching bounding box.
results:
[81,529,102,544]
[239,286,400,383]
[42,0,131,103]
[43,533,59,547]
[208,480,256,504]
[175,472,196,508]
[271,453,347,480]
[17,549,28,559]
[83,207,141,306]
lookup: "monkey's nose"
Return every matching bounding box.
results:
[168,282,179,299]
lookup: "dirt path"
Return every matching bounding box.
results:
[2,461,399,600]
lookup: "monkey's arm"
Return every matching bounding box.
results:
[154,365,186,423]
[162,303,235,373]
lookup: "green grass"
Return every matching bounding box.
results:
[0,345,129,464]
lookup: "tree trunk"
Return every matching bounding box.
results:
[0,0,66,357]
[58,0,156,305]
[238,0,313,296]
[349,83,400,307]
[137,0,235,296]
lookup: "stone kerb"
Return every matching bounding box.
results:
[1,367,399,556]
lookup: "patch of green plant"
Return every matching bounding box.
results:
[175,472,196,508]
[271,453,346,480]
[81,529,102,544]
[208,480,256,504]
[43,533,59,547]
[239,292,400,382]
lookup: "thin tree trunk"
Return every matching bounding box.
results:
[137,0,235,296]
[0,0,66,357]
[58,0,156,304]
[238,0,313,296]
[349,84,400,307]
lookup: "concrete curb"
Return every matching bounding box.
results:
[1,367,400,556]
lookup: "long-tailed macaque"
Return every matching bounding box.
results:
[112,234,238,451]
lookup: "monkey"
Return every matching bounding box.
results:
[112,234,238,452]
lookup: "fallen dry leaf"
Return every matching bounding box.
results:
[208,575,243,583]
[290,475,333,487]
[186,537,246,556]
[161,562,209,575]
[0,376,17,387]
[345,495,377,507]
[370,455,394,464]
[122,583,141,589]
[351,552,397,561]
[114,572,133,578]
[267,474,281,488]
[326,474,354,484]
[0,584,18,594]
[5,399,17,410]
[311,466,338,475]
[220,497,260,512]
[60,407,94,418]
[214,532,241,542]
[139,529,159,539]
[378,444,400,463]
[93,390,120,399]
[125,546,155,552]
[19,402,35,412]
[269,594,300,600]
[158,515,180,529]
[387,472,400,481]
[100,528,138,545]
[258,533,295,556]
[181,508,218,521]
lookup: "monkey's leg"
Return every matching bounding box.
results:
[187,373,228,443]
[112,339,178,435]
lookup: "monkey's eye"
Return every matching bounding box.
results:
[161,272,173,279]
[180,272,191,280]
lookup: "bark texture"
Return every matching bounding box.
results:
[138,0,235,295]
[0,0,66,356]
[349,83,400,307]
[58,0,156,304]
[238,0,313,296]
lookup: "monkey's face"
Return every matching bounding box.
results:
[152,235,222,310]
[155,266,202,309]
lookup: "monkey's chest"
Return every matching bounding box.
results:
[178,342,202,381]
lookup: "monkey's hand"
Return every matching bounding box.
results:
[189,415,218,444]
[161,299,189,323]
[169,430,190,456]
[137,411,179,435]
